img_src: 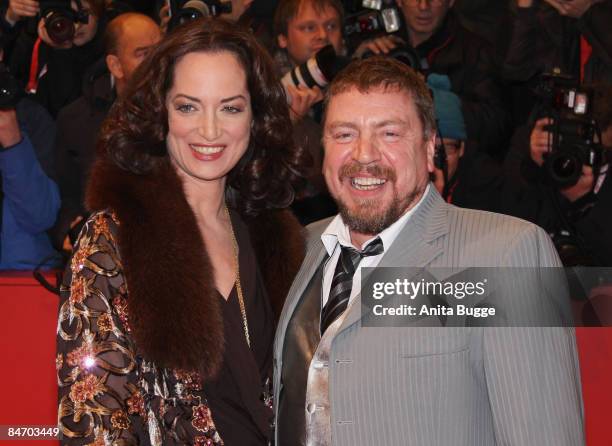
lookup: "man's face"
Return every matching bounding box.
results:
[398,0,455,46]
[278,0,343,65]
[114,18,161,82]
[440,137,464,180]
[323,86,435,236]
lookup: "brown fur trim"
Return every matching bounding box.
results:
[86,159,224,378]
[248,210,306,321]
[86,158,305,376]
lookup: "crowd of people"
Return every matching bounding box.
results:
[0,0,610,270]
[0,0,609,443]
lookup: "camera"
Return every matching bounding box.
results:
[0,63,21,109]
[281,44,350,100]
[168,0,232,30]
[39,0,89,45]
[343,0,402,53]
[535,70,604,188]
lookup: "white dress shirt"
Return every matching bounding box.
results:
[320,184,431,308]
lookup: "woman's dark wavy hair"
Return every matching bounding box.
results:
[99,18,305,218]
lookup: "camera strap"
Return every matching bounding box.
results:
[26,37,43,94]
[579,36,592,83]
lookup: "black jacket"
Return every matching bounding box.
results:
[503,2,612,84]
[7,20,105,117]
[409,12,512,157]
[501,125,612,266]
[50,62,114,249]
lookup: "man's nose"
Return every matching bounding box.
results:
[352,135,381,164]
[416,0,431,11]
[316,25,329,42]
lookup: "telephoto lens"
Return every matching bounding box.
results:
[168,0,232,31]
[40,0,89,45]
[281,45,350,97]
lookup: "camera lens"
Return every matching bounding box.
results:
[546,147,582,188]
[45,12,75,44]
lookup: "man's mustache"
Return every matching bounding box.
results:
[338,163,396,182]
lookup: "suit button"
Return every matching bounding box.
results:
[306,403,316,414]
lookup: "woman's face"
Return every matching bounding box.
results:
[72,0,98,46]
[166,51,252,184]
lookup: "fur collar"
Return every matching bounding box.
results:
[86,157,305,378]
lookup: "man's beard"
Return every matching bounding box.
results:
[334,162,423,236]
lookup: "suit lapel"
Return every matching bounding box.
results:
[337,186,450,334]
[273,242,327,395]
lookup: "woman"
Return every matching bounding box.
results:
[56,19,305,445]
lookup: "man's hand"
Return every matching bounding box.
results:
[530,117,554,166]
[5,0,39,25]
[37,16,72,49]
[560,165,594,202]
[352,35,405,59]
[286,84,323,123]
[543,0,597,18]
[0,109,22,148]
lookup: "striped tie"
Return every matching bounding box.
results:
[321,237,384,334]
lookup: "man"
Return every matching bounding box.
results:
[428,73,503,212]
[273,0,344,122]
[0,45,59,269]
[274,57,584,445]
[51,12,161,250]
[273,0,345,223]
[502,84,612,265]
[355,0,510,156]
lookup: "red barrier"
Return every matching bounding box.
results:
[0,272,610,445]
[0,272,59,446]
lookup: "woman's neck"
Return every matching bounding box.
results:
[181,175,228,226]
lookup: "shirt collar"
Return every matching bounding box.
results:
[321,184,431,255]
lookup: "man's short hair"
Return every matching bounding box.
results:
[273,0,344,37]
[324,57,437,140]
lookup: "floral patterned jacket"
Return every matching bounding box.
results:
[56,158,305,445]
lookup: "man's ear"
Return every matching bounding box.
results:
[106,54,124,80]
[459,140,465,158]
[277,34,288,49]
[426,135,436,173]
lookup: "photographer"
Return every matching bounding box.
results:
[504,0,612,84]
[50,12,161,252]
[4,0,106,117]
[353,0,511,157]
[0,46,59,269]
[273,0,345,223]
[502,83,612,266]
[503,0,612,123]
[429,74,503,212]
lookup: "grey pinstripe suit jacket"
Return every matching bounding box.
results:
[273,186,584,445]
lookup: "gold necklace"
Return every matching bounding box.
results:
[224,205,251,348]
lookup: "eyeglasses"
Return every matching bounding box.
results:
[442,141,462,156]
